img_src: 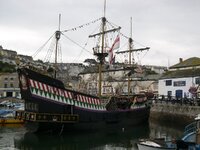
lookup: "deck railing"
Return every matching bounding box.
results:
[183,121,196,137]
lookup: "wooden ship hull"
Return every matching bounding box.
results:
[16,68,150,132]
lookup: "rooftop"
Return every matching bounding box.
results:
[170,57,200,69]
[160,68,200,79]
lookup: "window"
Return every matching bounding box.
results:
[103,87,106,94]
[10,77,14,80]
[167,91,172,96]
[4,84,7,88]
[165,80,172,86]
[173,81,186,86]
[10,83,13,87]
[196,77,200,84]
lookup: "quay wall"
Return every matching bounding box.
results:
[150,102,200,126]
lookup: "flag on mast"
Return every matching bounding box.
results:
[111,35,120,50]
[109,35,120,65]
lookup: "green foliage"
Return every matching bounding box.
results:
[0,61,16,73]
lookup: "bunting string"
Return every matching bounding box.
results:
[62,17,102,32]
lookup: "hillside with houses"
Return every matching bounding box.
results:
[0,45,199,101]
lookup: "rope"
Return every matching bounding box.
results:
[32,33,55,58]
[72,37,90,63]
[106,21,129,39]
[61,32,92,54]
[107,20,150,49]
[44,36,56,62]
[58,42,62,63]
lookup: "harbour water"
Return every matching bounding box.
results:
[0,120,184,150]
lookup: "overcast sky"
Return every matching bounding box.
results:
[0,0,200,67]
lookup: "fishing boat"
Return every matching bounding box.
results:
[16,3,151,133]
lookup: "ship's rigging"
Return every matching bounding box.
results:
[29,3,150,97]
[15,1,151,134]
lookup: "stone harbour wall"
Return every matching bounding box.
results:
[150,102,200,126]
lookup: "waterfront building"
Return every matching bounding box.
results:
[158,57,200,99]
[0,73,20,98]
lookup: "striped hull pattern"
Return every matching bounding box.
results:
[17,68,150,132]
[28,78,105,111]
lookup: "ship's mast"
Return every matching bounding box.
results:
[128,17,133,96]
[116,18,150,96]
[98,1,107,97]
[98,17,106,97]
[54,14,61,78]
[89,0,121,97]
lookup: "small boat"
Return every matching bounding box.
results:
[0,109,24,125]
[137,138,176,150]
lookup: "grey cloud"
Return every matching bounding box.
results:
[0,0,199,66]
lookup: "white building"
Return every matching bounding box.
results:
[158,57,200,99]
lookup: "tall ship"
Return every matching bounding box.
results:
[16,5,151,133]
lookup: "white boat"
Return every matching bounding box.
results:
[138,113,200,150]
[137,138,176,150]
